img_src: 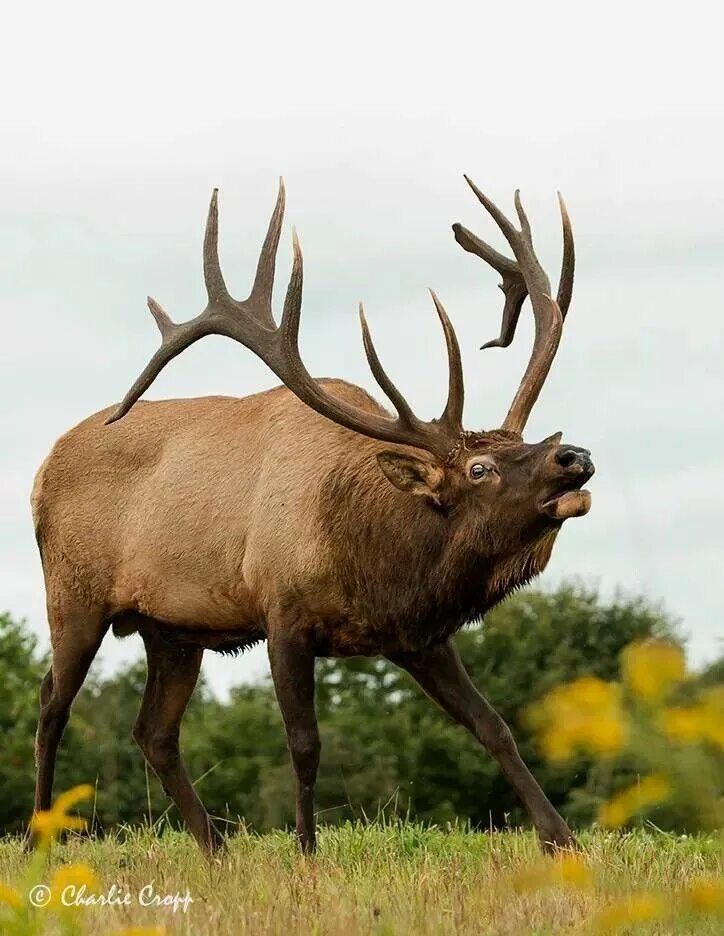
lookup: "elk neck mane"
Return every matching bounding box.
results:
[317,452,559,652]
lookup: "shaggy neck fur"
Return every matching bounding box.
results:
[319,460,558,654]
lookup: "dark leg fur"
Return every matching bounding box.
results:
[134,629,223,853]
[28,604,107,849]
[268,628,320,854]
[390,640,576,853]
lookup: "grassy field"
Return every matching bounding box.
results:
[0,823,722,935]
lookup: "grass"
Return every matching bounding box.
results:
[0,822,721,935]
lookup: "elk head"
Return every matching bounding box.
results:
[374,175,595,552]
[107,177,594,553]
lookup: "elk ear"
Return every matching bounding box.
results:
[376,452,446,505]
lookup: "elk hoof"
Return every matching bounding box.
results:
[538,823,578,854]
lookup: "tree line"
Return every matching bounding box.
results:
[1,585,720,837]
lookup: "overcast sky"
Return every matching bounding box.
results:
[2,1,722,692]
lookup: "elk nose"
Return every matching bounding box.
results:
[555,445,594,475]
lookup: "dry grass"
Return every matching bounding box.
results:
[0,823,721,935]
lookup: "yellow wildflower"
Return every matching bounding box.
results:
[683,878,724,915]
[699,687,724,748]
[512,852,592,891]
[31,784,94,845]
[621,640,686,701]
[586,715,628,757]
[660,704,707,743]
[598,774,671,828]
[0,882,22,909]
[597,797,628,828]
[539,732,575,763]
[554,853,593,888]
[702,686,724,750]
[528,676,628,763]
[660,687,724,749]
[594,892,666,931]
[47,863,100,910]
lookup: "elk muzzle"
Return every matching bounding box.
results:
[542,445,595,521]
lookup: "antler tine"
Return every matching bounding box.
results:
[278,227,460,450]
[356,289,465,438]
[246,178,286,330]
[514,189,532,244]
[358,305,419,430]
[456,176,571,435]
[503,294,562,433]
[452,222,528,350]
[277,226,304,344]
[105,300,210,424]
[108,185,465,460]
[556,192,575,319]
[147,296,175,340]
[203,182,285,329]
[203,189,229,304]
[275,228,447,448]
[429,290,464,432]
[274,228,461,454]
[463,176,551,298]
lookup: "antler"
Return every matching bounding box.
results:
[107,181,465,460]
[452,176,575,435]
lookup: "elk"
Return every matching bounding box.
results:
[30,175,594,855]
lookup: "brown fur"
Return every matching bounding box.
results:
[32,380,567,660]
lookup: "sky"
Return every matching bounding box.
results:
[1,1,722,693]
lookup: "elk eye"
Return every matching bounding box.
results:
[470,463,490,480]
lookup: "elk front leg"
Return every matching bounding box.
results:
[267,628,320,854]
[390,640,575,853]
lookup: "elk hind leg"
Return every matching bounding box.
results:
[133,629,223,853]
[30,596,108,842]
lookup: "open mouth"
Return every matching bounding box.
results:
[541,475,592,521]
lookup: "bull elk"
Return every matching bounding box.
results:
[30,176,594,854]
